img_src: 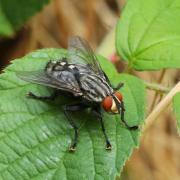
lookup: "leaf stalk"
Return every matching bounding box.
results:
[142,81,180,133]
[144,81,171,93]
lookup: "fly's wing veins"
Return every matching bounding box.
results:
[16,70,82,96]
[68,36,104,76]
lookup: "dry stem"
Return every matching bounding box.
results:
[143,82,180,133]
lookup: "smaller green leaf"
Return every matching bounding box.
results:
[0,0,49,37]
[116,0,180,71]
[173,92,180,133]
[0,5,13,36]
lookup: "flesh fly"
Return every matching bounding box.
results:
[17,36,138,151]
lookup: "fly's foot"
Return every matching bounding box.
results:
[27,92,36,98]
[127,125,139,131]
[123,121,139,131]
[69,144,76,152]
[105,141,112,150]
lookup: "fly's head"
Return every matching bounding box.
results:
[101,91,123,114]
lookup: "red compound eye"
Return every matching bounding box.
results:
[102,96,113,112]
[114,91,123,101]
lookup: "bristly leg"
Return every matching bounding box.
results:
[27,91,58,100]
[92,106,112,150]
[63,103,87,152]
[120,101,138,130]
[113,83,124,91]
[100,117,112,150]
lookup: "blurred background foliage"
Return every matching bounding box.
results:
[0,0,179,179]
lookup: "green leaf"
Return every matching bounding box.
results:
[173,92,180,133]
[0,0,49,37]
[116,0,180,71]
[0,49,146,179]
[0,5,13,36]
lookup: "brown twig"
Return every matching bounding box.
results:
[143,82,180,133]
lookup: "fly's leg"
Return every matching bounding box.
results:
[63,103,87,152]
[113,96,139,130]
[27,91,58,101]
[93,107,112,150]
[121,101,138,130]
[100,117,112,150]
[113,83,124,91]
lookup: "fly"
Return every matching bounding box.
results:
[16,36,138,152]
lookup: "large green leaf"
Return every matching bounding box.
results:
[173,92,180,134]
[116,0,180,71]
[0,49,145,179]
[0,0,49,37]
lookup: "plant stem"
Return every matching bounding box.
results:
[142,82,180,133]
[144,81,171,93]
[149,69,166,112]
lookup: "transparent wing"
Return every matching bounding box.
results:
[68,36,104,75]
[16,70,82,95]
